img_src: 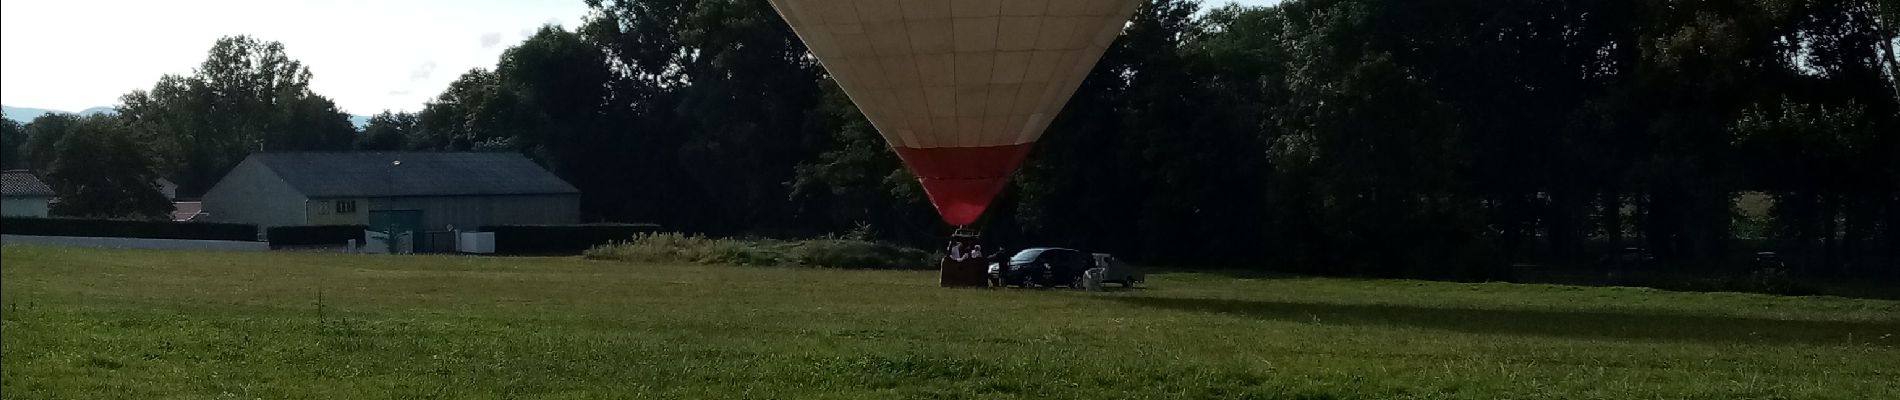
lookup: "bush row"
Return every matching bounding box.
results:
[482,223,663,255]
[266,225,368,247]
[0,217,257,241]
[584,233,933,270]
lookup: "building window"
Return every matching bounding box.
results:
[315,201,330,215]
[336,200,358,214]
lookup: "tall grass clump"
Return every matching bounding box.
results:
[585,233,931,270]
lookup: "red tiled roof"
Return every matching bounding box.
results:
[172,201,206,222]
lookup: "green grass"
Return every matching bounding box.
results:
[2,245,1896,399]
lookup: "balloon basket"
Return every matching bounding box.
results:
[938,228,988,288]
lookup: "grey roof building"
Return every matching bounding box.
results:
[2,170,57,217]
[203,152,580,250]
[2,170,54,197]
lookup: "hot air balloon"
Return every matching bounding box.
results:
[769,0,1141,224]
[767,0,1142,285]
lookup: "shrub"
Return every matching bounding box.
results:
[0,217,256,241]
[481,223,662,255]
[1624,266,1817,297]
[585,233,931,270]
[1731,265,1814,296]
[783,239,932,270]
[582,233,719,264]
[267,225,368,247]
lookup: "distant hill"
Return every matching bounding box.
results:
[3,105,60,122]
[2,105,116,123]
[3,104,368,129]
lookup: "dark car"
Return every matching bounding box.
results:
[993,248,1091,288]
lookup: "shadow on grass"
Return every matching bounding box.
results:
[1151,266,1900,301]
[1109,296,1900,347]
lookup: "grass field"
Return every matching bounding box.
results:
[3,245,1896,399]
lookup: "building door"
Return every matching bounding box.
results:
[368,210,424,253]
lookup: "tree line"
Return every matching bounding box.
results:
[1,0,1895,279]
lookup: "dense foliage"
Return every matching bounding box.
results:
[118,36,358,196]
[0,118,23,170]
[40,115,175,219]
[2,0,1894,279]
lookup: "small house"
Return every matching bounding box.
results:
[1,170,55,217]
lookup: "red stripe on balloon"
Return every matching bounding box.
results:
[893,143,1035,226]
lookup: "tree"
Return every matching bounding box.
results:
[493,25,652,223]
[271,94,356,151]
[414,69,502,151]
[0,118,24,169]
[397,0,1897,278]
[789,84,937,243]
[22,113,79,172]
[119,35,358,197]
[357,111,415,151]
[416,25,657,223]
[44,115,173,219]
[1737,98,1887,274]
[584,0,827,233]
[492,25,618,166]
[1007,0,1279,265]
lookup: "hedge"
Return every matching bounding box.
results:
[0,217,257,241]
[480,223,663,255]
[585,233,933,270]
[267,225,368,247]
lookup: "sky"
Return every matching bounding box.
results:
[2,0,1281,115]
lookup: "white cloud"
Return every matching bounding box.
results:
[410,61,439,82]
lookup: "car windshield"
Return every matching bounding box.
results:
[1010,249,1045,263]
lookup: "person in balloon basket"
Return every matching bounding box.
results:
[941,233,993,287]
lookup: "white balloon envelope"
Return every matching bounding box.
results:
[767,0,1143,226]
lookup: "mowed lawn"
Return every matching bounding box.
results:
[2,246,1896,399]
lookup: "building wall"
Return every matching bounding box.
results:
[367,194,579,231]
[202,158,309,230]
[306,197,371,226]
[1,196,51,217]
